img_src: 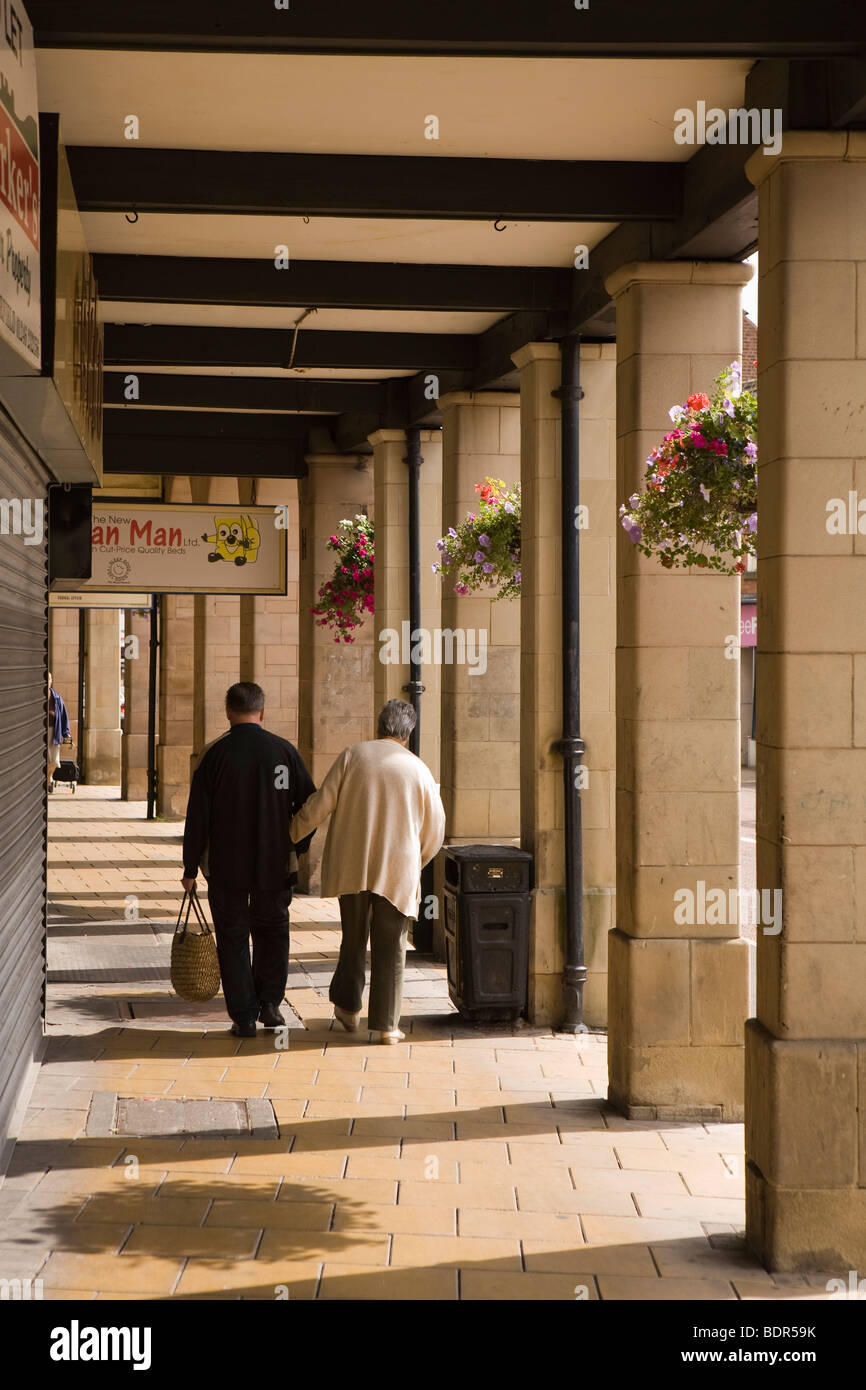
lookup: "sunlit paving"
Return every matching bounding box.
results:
[0,3,862,1369]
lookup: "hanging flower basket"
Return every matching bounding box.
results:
[618,363,758,574]
[433,477,521,600]
[311,514,374,643]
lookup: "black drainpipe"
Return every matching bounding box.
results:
[402,427,425,755]
[77,608,86,784]
[146,593,160,821]
[403,427,433,950]
[553,334,588,1032]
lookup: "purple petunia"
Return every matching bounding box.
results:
[745,442,758,461]
[503,500,515,514]
[482,562,494,574]
[747,513,758,534]
[478,534,491,548]
[473,550,485,564]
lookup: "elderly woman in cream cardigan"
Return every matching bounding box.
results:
[290,699,445,1043]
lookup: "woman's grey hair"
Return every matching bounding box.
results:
[377,699,417,741]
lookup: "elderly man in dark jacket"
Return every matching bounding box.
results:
[182,681,315,1036]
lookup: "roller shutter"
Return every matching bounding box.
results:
[0,410,49,1151]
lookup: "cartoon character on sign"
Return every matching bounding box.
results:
[201,515,261,566]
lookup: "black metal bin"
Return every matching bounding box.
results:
[443,844,532,1021]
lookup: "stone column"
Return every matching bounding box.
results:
[298,454,375,890]
[157,478,194,818]
[575,344,618,1027]
[512,344,564,1024]
[157,594,195,818]
[239,479,300,745]
[82,609,122,783]
[120,606,152,801]
[605,261,751,1119]
[370,427,443,778]
[744,135,866,1270]
[511,345,616,1027]
[438,392,521,845]
[48,607,81,747]
[190,478,241,762]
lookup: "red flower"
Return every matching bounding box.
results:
[687,392,710,410]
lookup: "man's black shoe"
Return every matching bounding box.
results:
[258,1004,285,1029]
[230,1020,257,1037]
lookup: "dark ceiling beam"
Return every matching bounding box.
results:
[746,57,866,128]
[103,324,477,372]
[567,137,759,336]
[401,310,555,426]
[333,412,385,454]
[68,148,682,223]
[104,410,328,441]
[102,411,316,477]
[103,436,309,478]
[103,372,385,415]
[30,1,864,56]
[565,54,866,338]
[93,255,573,314]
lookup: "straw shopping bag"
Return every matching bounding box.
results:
[170,888,221,1002]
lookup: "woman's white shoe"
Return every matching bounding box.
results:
[333,1005,361,1032]
[372,1028,405,1045]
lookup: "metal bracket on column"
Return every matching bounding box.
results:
[552,384,585,404]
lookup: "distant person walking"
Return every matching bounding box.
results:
[182,681,316,1036]
[291,699,445,1044]
[47,671,71,793]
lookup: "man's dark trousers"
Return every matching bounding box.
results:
[207,884,292,1025]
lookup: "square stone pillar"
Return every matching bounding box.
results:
[605,261,752,1119]
[82,608,122,783]
[576,344,618,1028]
[239,478,300,745]
[512,345,564,1024]
[370,428,443,780]
[157,594,195,819]
[298,454,375,890]
[511,345,616,1027]
[156,477,194,819]
[121,606,152,801]
[48,608,81,746]
[190,478,242,761]
[438,392,521,846]
[744,134,866,1270]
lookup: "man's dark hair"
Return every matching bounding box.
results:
[226,681,265,714]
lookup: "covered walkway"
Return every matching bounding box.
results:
[0,787,833,1301]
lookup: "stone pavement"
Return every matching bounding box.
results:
[0,787,838,1301]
